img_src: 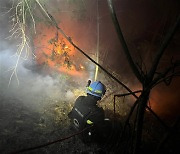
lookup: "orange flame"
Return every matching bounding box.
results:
[34,23,85,77]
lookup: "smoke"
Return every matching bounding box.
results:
[0,0,92,111]
[0,0,179,117]
[149,77,180,121]
[0,25,85,112]
[0,44,81,110]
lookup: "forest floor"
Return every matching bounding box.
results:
[0,94,98,154]
[0,89,179,154]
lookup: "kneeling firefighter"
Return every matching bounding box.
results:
[68,81,111,145]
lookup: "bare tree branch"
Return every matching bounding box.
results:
[107,0,143,83]
[146,106,169,130]
[147,15,180,82]
[154,73,180,87]
[35,0,138,97]
[114,90,142,97]
[133,15,180,154]
[150,61,180,88]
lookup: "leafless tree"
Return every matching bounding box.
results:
[107,0,180,154]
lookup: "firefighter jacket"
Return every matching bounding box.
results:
[68,95,105,130]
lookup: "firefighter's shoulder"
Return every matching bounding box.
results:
[75,96,86,102]
[76,96,86,101]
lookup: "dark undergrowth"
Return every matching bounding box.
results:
[0,95,179,154]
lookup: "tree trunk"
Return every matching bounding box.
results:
[133,90,150,154]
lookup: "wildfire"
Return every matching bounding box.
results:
[34,23,86,77]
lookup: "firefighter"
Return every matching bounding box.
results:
[68,81,111,144]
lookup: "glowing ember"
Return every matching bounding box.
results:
[34,23,86,77]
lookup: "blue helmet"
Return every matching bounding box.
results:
[87,81,106,98]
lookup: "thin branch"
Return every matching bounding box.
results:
[150,62,180,89]
[146,105,169,130]
[133,14,179,153]
[152,72,180,88]
[147,14,180,82]
[35,0,137,97]
[114,90,142,97]
[113,90,142,117]
[25,0,36,33]
[6,0,37,86]
[107,0,143,83]
[117,90,169,132]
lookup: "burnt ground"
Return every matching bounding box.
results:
[0,93,180,154]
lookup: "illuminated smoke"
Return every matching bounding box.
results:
[0,0,97,110]
[0,0,179,119]
[149,77,180,121]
